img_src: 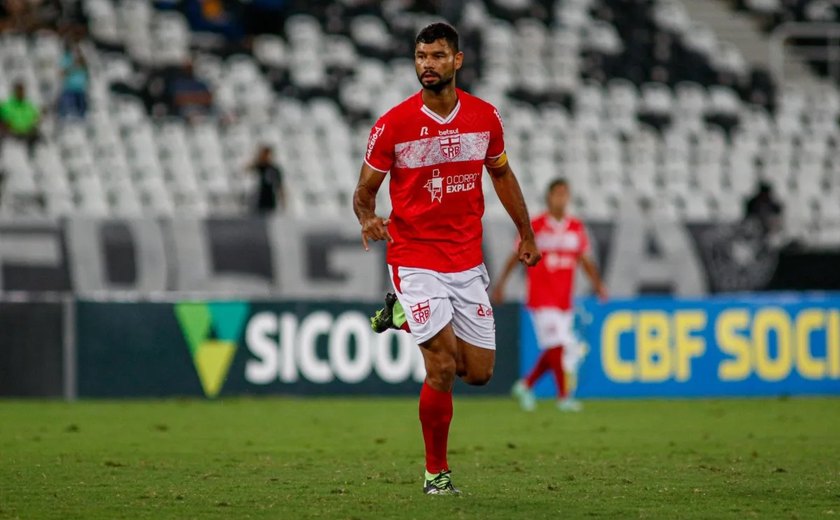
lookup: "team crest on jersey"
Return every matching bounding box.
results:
[411,300,431,324]
[438,134,461,159]
[424,169,443,203]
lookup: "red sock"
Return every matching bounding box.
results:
[419,382,453,474]
[546,346,567,398]
[525,349,553,388]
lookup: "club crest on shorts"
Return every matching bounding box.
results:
[438,133,461,159]
[410,300,431,324]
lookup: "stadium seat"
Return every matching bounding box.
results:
[0,0,836,243]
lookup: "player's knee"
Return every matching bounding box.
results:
[426,355,457,388]
[463,366,493,386]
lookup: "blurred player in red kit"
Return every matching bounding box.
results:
[492,178,607,412]
[353,22,540,495]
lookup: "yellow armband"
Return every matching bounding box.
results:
[485,152,508,169]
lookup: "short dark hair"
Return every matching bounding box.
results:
[547,178,569,193]
[415,22,459,53]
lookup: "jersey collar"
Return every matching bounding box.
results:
[420,96,461,125]
[547,214,568,229]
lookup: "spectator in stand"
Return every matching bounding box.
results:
[56,44,88,119]
[183,0,244,48]
[0,0,66,33]
[744,181,784,235]
[0,0,13,31]
[0,81,41,152]
[0,0,35,32]
[167,59,214,121]
[249,145,285,215]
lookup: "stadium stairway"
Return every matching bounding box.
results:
[681,0,817,84]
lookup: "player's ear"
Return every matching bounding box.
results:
[454,51,464,71]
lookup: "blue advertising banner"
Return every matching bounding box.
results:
[520,294,840,398]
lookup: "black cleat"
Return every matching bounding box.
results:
[370,292,400,333]
[423,470,461,495]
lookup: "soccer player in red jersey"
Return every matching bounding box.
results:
[492,178,607,412]
[353,22,541,495]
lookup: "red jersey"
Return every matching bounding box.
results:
[365,89,506,272]
[525,214,590,310]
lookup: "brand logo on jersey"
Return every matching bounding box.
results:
[438,134,461,159]
[424,169,443,203]
[420,126,429,136]
[476,304,493,318]
[411,300,431,324]
[367,124,385,160]
[537,231,581,252]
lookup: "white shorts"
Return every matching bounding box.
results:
[389,263,496,350]
[530,308,577,350]
[529,307,585,370]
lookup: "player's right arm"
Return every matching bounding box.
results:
[355,117,395,251]
[353,162,393,251]
[491,251,521,305]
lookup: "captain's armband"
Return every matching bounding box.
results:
[485,152,508,169]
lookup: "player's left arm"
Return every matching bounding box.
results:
[486,160,540,267]
[580,254,607,301]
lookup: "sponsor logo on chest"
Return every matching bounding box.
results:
[424,170,444,203]
[423,169,480,203]
[537,231,580,252]
[394,130,490,169]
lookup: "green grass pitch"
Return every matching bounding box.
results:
[1,397,838,519]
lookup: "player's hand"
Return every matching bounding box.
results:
[491,285,504,305]
[518,237,541,266]
[360,216,393,251]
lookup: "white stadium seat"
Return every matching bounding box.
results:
[0,0,836,243]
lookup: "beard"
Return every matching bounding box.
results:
[417,72,454,93]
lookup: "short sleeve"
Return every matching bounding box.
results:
[364,116,394,173]
[485,107,506,165]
